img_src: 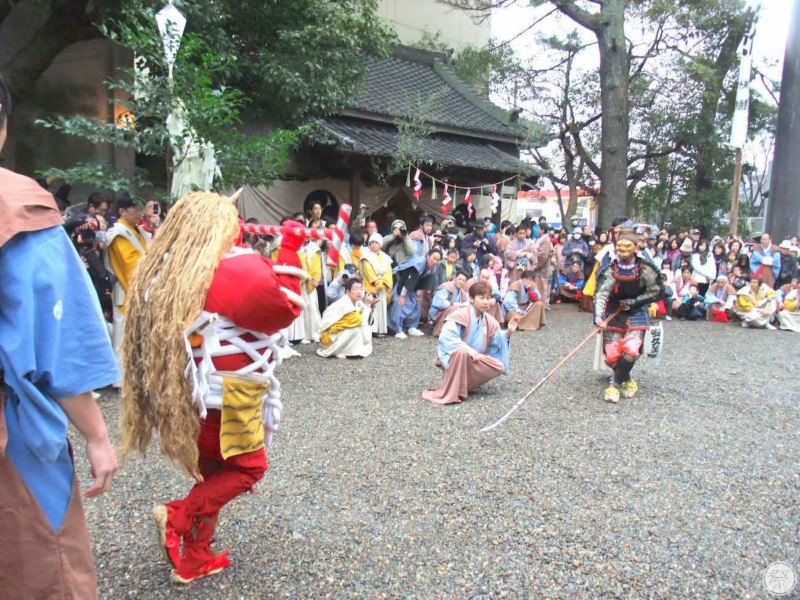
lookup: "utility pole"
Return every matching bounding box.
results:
[729,148,743,235]
[766,0,800,239]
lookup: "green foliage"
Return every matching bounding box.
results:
[176,0,396,122]
[413,31,529,103]
[34,0,395,194]
[371,88,446,185]
[40,163,152,197]
[453,43,529,103]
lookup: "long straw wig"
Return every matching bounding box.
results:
[120,191,240,477]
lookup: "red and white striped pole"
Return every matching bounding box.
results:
[240,203,352,267]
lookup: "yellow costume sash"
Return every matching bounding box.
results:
[319,311,362,346]
[218,372,268,460]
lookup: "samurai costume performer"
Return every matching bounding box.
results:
[593,235,664,403]
[0,167,119,598]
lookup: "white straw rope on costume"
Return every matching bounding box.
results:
[182,256,305,445]
[280,287,306,309]
[273,265,307,280]
[191,315,287,444]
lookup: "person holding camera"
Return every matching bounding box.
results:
[382,219,415,267]
[64,211,113,321]
[86,191,110,239]
[389,248,442,338]
[460,220,497,263]
[359,233,393,336]
[327,264,359,303]
[138,200,162,236]
[316,278,376,359]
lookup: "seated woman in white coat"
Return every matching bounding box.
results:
[316,278,376,358]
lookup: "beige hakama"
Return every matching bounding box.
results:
[486,300,505,325]
[0,456,97,599]
[516,301,547,330]
[421,349,505,404]
[422,307,506,404]
[432,304,461,336]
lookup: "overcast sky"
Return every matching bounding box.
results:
[491,0,792,83]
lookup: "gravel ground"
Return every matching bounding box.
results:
[76,307,799,599]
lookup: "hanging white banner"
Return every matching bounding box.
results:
[730,54,752,148]
[155,2,187,80]
[729,1,762,148]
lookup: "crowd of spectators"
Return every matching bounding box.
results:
[50,186,800,366]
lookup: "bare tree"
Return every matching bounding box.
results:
[441,0,630,227]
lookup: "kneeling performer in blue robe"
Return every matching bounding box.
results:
[422,282,520,404]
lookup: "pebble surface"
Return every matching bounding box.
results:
[75,307,800,598]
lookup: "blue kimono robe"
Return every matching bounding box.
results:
[437,308,510,373]
[429,284,467,321]
[750,244,781,281]
[1,226,118,530]
[388,254,429,332]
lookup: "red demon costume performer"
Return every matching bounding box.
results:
[120,192,307,584]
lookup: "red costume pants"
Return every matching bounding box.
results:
[168,410,267,555]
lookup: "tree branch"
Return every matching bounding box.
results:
[757,71,780,105]
[551,0,601,32]
[568,124,601,178]
[629,16,667,83]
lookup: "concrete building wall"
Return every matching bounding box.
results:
[377,0,490,49]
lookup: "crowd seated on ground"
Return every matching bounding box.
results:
[50,184,800,366]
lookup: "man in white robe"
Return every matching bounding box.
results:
[316,279,375,358]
